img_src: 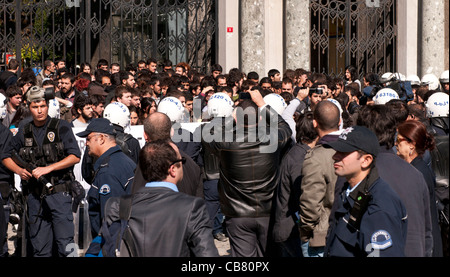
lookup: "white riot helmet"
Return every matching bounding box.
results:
[373,88,399,105]
[263,93,287,115]
[393,72,406,81]
[103,102,130,129]
[327,98,344,130]
[406,75,421,86]
[327,98,343,115]
[425,92,449,118]
[421,74,440,90]
[157,97,184,122]
[0,93,7,120]
[439,70,449,84]
[47,98,60,119]
[381,72,393,83]
[207,92,234,118]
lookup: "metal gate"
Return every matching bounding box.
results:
[309,0,397,78]
[0,0,216,73]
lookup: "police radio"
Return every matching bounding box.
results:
[348,190,372,230]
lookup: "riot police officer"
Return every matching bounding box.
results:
[1,86,81,257]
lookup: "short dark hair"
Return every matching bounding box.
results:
[43,60,53,71]
[60,72,75,84]
[296,111,318,144]
[146,58,158,65]
[5,85,22,98]
[385,99,409,126]
[90,94,105,107]
[268,69,280,78]
[139,140,178,182]
[211,64,223,73]
[74,94,92,115]
[7,59,20,70]
[97,59,109,69]
[247,71,259,81]
[235,99,258,127]
[115,85,130,100]
[282,77,294,86]
[95,69,111,82]
[356,105,396,150]
[119,70,132,83]
[259,77,272,86]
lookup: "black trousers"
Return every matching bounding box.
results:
[225,217,270,257]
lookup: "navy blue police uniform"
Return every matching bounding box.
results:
[0,124,14,256]
[87,145,135,237]
[325,168,408,257]
[76,119,136,238]
[1,116,81,256]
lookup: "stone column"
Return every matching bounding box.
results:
[263,0,284,76]
[217,0,240,73]
[240,0,284,77]
[397,0,419,77]
[240,0,266,76]
[419,0,447,77]
[285,0,310,71]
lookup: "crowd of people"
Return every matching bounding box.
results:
[0,56,448,258]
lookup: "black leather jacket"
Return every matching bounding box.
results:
[202,106,292,218]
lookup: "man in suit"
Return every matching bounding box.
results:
[104,140,218,257]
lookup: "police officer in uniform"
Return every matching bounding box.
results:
[1,86,81,257]
[0,94,14,256]
[76,118,136,238]
[324,126,408,257]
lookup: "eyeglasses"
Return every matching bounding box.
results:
[86,134,101,142]
[396,136,410,144]
[170,157,186,167]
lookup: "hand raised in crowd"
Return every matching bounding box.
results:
[248,89,266,108]
[296,87,309,101]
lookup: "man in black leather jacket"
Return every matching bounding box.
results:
[202,89,292,257]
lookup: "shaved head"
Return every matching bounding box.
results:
[313,100,340,132]
[143,112,172,141]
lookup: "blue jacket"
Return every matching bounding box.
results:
[88,145,136,237]
[325,168,408,257]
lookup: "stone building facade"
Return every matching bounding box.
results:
[217,0,449,79]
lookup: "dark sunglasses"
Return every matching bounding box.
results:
[170,157,186,166]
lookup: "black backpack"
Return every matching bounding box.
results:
[430,135,449,224]
[115,132,134,157]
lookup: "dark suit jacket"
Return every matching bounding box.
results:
[376,146,433,257]
[104,185,218,257]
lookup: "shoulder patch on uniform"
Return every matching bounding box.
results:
[371,230,393,250]
[99,184,111,195]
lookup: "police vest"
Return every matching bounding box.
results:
[18,118,71,185]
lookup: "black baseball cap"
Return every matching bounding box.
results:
[76,118,116,138]
[323,126,379,157]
